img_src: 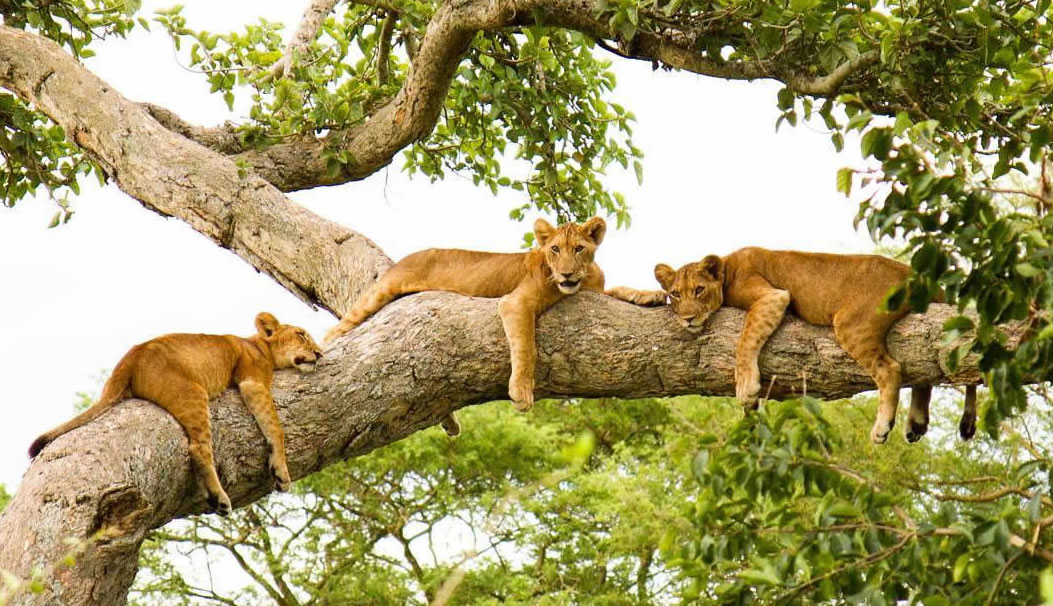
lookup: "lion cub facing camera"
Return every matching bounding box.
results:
[29,312,322,516]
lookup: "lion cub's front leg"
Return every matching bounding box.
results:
[735,289,791,410]
[238,379,291,491]
[497,291,540,412]
[606,286,668,307]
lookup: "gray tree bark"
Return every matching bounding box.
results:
[0,292,985,605]
[0,9,999,606]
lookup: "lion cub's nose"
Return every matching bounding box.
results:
[314,349,323,359]
[560,272,575,279]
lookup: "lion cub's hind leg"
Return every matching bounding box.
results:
[833,311,902,445]
[904,385,933,443]
[734,283,791,411]
[159,383,232,515]
[238,379,291,492]
[959,384,978,440]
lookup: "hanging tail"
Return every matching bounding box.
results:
[28,346,140,457]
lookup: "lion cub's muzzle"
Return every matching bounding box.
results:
[556,271,583,294]
[292,350,323,373]
[679,313,712,334]
[557,278,582,294]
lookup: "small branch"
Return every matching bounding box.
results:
[788,50,880,95]
[986,551,1024,605]
[267,0,341,80]
[376,9,396,86]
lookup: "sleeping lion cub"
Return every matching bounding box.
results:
[613,247,977,444]
[29,312,322,515]
[324,217,610,421]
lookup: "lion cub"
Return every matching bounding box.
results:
[612,247,976,444]
[324,217,609,418]
[29,312,323,515]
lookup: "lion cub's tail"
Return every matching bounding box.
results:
[28,346,140,458]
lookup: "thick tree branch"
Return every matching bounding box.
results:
[0,24,389,317]
[0,292,993,605]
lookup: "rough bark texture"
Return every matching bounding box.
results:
[0,293,988,605]
[0,8,998,606]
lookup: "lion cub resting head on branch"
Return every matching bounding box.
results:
[324,216,612,422]
[29,312,323,516]
[612,247,976,445]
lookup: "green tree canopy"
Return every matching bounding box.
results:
[2,0,1053,604]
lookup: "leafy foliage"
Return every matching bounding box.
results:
[131,397,712,604]
[0,0,140,221]
[132,392,1052,604]
[152,4,639,226]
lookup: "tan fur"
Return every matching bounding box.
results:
[29,312,322,515]
[324,217,608,413]
[611,247,976,444]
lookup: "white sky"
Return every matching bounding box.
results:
[0,0,874,490]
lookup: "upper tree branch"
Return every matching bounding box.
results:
[0,24,389,318]
[145,0,882,193]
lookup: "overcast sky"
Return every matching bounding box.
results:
[0,1,874,490]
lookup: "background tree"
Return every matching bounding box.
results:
[0,0,1051,604]
[127,391,1053,605]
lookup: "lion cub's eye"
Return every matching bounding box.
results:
[574,245,584,253]
[695,286,705,297]
[298,333,308,343]
[670,292,680,299]
[550,245,560,254]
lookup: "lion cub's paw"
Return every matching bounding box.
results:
[209,491,233,517]
[321,325,347,349]
[508,376,535,412]
[440,413,461,437]
[735,380,760,412]
[870,418,894,445]
[959,413,976,441]
[904,419,928,443]
[271,463,292,492]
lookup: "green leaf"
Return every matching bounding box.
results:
[633,160,644,185]
[1015,262,1041,278]
[836,167,853,196]
[825,501,861,518]
[1040,567,1053,605]
[943,315,975,332]
[952,553,970,583]
[860,128,891,160]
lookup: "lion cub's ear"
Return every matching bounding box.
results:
[533,218,556,245]
[654,264,676,291]
[582,216,606,246]
[255,312,281,338]
[699,255,724,281]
